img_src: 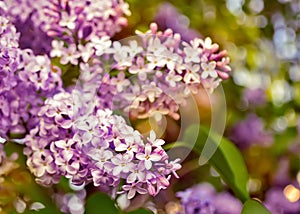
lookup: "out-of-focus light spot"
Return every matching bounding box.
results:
[272,13,285,27]
[165,202,184,214]
[296,172,300,186]
[233,69,270,89]
[284,185,300,203]
[226,0,245,15]
[285,109,297,126]
[204,11,216,21]
[273,25,297,59]
[247,178,262,193]
[68,195,84,214]
[178,15,190,28]
[249,0,264,14]
[210,167,220,177]
[273,117,288,132]
[274,27,296,43]
[255,15,268,28]
[291,1,300,13]
[270,80,292,105]
[289,64,300,82]
[278,0,292,3]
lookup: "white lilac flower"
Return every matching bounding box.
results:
[60,44,80,65]
[136,144,162,170]
[111,153,135,176]
[50,40,64,58]
[0,15,62,139]
[121,182,148,200]
[201,61,218,79]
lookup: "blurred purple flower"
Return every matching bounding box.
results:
[155,3,201,42]
[243,88,267,107]
[176,183,242,214]
[264,187,300,214]
[229,114,273,149]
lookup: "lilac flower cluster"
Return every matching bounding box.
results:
[0,15,62,139]
[176,183,242,214]
[0,14,19,93]
[39,0,130,42]
[2,0,52,54]
[47,22,231,120]
[58,23,231,120]
[24,89,181,199]
[3,0,130,53]
[105,23,231,120]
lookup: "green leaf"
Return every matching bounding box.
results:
[127,208,152,214]
[182,124,250,202]
[242,199,270,214]
[85,192,119,214]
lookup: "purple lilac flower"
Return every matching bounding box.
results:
[3,0,129,54]
[24,89,181,199]
[155,3,201,42]
[3,0,52,54]
[14,16,52,55]
[0,15,19,93]
[176,183,242,214]
[229,114,273,149]
[243,88,267,107]
[37,0,129,43]
[0,14,62,139]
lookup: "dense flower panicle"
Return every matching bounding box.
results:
[176,183,242,214]
[36,0,129,43]
[14,16,52,55]
[0,15,19,93]
[41,19,231,120]
[24,89,181,198]
[2,0,52,54]
[95,23,230,120]
[0,15,63,138]
[0,51,62,138]
[54,23,231,120]
[1,1,230,206]
[3,0,130,53]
